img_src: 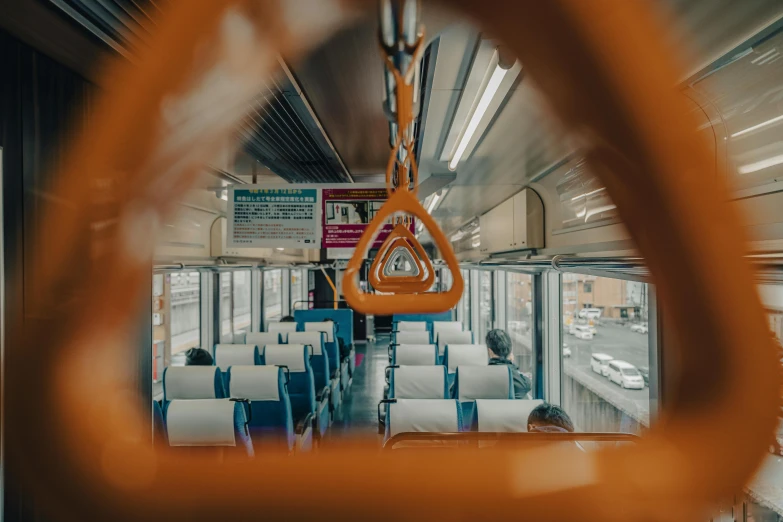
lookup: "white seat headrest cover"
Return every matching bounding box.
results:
[230,366,281,401]
[164,367,219,400]
[394,344,438,366]
[389,399,460,437]
[446,344,489,372]
[432,321,463,336]
[456,365,512,400]
[245,332,281,347]
[214,344,258,371]
[264,344,307,372]
[167,399,236,446]
[475,399,544,432]
[287,332,324,355]
[397,321,428,331]
[395,331,431,345]
[393,366,446,399]
[268,322,298,333]
[437,330,473,347]
[304,322,335,342]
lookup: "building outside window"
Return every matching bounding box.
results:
[264,269,283,325]
[507,272,533,379]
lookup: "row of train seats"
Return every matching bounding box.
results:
[383,318,506,431]
[380,399,543,444]
[153,315,355,456]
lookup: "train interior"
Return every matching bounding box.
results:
[1,0,783,520]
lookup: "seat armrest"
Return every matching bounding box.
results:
[316,386,330,404]
[295,412,315,436]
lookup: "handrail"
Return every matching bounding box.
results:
[383,431,641,449]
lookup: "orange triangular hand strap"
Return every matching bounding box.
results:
[369,225,434,293]
[344,189,463,314]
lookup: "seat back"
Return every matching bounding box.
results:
[385,399,463,441]
[432,321,463,341]
[393,344,439,366]
[443,344,489,373]
[245,332,282,347]
[304,321,336,342]
[396,321,428,331]
[288,331,330,390]
[395,331,431,345]
[390,366,449,399]
[214,344,260,372]
[262,345,316,422]
[472,399,544,432]
[164,399,253,457]
[268,322,298,340]
[454,366,514,431]
[163,366,225,403]
[437,330,474,355]
[227,366,295,452]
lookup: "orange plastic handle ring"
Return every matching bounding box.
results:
[344,189,463,314]
[368,230,435,292]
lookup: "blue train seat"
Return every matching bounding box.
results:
[226,365,303,453]
[213,344,261,387]
[267,321,299,341]
[453,366,515,431]
[262,344,329,440]
[394,321,428,332]
[393,331,431,346]
[389,366,449,399]
[390,344,439,366]
[443,344,489,390]
[152,400,166,446]
[304,321,350,394]
[471,399,544,432]
[288,331,340,412]
[393,312,453,327]
[436,330,474,359]
[162,366,226,405]
[382,399,463,445]
[245,331,282,347]
[163,399,254,458]
[432,320,464,341]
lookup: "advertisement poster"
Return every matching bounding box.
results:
[322,187,414,249]
[228,185,321,248]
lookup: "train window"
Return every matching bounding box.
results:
[759,284,783,452]
[507,272,534,377]
[478,271,494,340]
[219,272,232,343]
[457,269,471,328]
[264,269,283,325]
[232,270,251,340]
[561,274,651,433]
[291,269,304,311]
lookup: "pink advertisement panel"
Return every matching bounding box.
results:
[322,187,414,249]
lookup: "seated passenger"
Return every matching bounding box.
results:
[485,329,532,399]
[280,315,296,322]
[184,347,213,366]
[527,403,575,433]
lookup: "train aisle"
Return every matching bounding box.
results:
[327,335,391,440]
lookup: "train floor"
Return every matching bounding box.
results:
[325,334,391,444]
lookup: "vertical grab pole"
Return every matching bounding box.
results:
[320,267,339,310]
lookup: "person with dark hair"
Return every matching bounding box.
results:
[485,329,532,399]
[527,403,575,433]
[184,347,213,366]
[280,315,295,323]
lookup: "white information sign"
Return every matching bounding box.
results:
[228,185,321,248]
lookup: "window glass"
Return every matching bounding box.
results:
[220,272,232,342]
[152,271,200,399]
[291,269,304,312]
[457,269,471,329]
[561,274,650,434]
[232,270,251,339]
[264,269,283,324]
[760,284,783,453]
[507,271,533,377]
[478,271,493,340]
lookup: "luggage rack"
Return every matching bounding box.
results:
[383,431,640,450]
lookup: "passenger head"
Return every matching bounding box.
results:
[184,347,213,366]
[527,403,574,433]
[485,329,512,360]
[280,315,295,323]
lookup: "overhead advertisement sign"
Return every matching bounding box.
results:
[228,185,321,248]
[322,186,414,249]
